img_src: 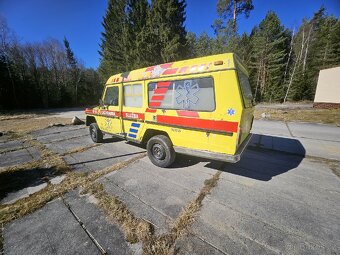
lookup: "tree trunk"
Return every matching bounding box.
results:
[303,25,313,75]
[283,29,295,84]
[233,0,237,30]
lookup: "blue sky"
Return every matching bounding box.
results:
[1,0,339,68]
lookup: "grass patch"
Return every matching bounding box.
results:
[61,144,101,156]
[0,152,146,225]
[141,171,222,255]
[83,183,153,244]
[0,117,71,133]
[254,108,340,126]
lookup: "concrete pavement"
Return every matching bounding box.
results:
[1,119,339,254]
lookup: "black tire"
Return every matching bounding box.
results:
[89,123,103,143]
[146,135,176,168]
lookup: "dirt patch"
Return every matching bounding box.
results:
[254,108,340,126]
[0,117,72,133]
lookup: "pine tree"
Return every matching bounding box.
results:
[249,11,288,102]
[126,0,150,69]
[216,0,254,31]
[99,0,127,80]
[148,0,188,63]
[64,37,80,105]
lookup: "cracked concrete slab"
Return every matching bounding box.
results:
[30,125,85,137]
[0,139,27,153]
[0,147,40,168]
[63,190,132,255]
[63,141,145,173]
[1,182,48,205]
[100,155,220,233]
[186,150,340,255]
[45,135,94,154]
[36,127,88,143]
[4,199,101,255]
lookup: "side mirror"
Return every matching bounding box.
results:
[99,99,104,107]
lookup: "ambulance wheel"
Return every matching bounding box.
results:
[89,123,103,143]
[147,135,176,168]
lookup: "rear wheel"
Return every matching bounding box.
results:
[147,135,176,168]
[89,123,103,143]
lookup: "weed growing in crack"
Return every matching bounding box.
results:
[141,171,222,255]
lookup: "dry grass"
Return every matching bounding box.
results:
[0,133,55,175]
[141,171,222,255]
[61,144,101,156]
[0,152,146,225]
[0,114,41,121]
[83,183,152,244]
[1,128,223,255]
[0,117,71,133]
[254,108,340,126]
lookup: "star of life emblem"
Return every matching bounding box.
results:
[151,65,166,78]
[175,80,200,109]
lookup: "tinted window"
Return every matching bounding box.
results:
[237,71,253,108]
[148,77,215,111]
[124,84,143,107]
[103,86,119,106]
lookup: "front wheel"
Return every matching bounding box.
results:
[146,135,176,168]
[89,123,103,143]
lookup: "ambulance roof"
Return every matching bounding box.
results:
[106,53,248,85]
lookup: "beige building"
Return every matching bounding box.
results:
[314,66,340,108]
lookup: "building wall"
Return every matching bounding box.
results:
[314,66,340,104]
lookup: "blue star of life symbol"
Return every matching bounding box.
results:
[175,80,200,109]
[227,108,235,116]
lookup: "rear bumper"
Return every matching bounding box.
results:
[174,133,252,163]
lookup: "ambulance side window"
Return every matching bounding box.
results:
[124,84,143,107]
[103,86,119,106]
[148,77,215,111]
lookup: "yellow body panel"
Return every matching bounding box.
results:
[86,53,254,160]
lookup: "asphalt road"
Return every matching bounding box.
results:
[1,119,339,255]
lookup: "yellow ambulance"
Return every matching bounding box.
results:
[85,53,254,167]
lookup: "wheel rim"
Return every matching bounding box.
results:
[152,143,165,160]
[91,127,97,140]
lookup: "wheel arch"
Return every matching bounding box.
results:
[141,129,172,146]
[86,115,97,126]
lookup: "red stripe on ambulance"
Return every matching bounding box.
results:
[157,115,238,133]
[149,101,162,107]
[176,110,199,117]
[162,68,178,75]
[151,95,165,101]
[153,88,168,94]
[146,108,157,113]
[122,112,145,120]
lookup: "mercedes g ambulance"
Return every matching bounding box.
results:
[85,53,254,167]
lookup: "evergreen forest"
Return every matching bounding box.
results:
[1,0,339,109]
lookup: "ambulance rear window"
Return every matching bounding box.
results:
[148,77,215,111]
[237,71,253,108]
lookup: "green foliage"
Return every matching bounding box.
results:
[216,0,254,30]
[2,3,340,109]
[99,0,188,82]
[249,12,288,102]
[0,16,101,109]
